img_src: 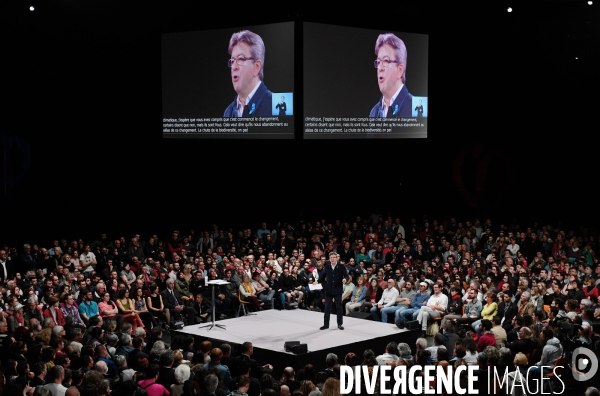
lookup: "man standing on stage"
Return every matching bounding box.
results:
[318,252,349,330]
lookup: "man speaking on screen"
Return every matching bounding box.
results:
[318,252,349,330]
[369,33,413,118]
[224,30,273,117]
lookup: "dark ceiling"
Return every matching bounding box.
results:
[0,0,598,244]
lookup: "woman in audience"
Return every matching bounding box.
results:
[115,288,145,331]
[361,349,378,367]
[182,264,193,283]
[147,283,169,328]
[355,246,371,266]
[172,363,191,396]
[239,274,262,312]
[584,276,599,299]
[321,377,340,396]
[120,262,136,289]
[58,285,71,303]
[70,250,81,271]
[41,347,56,370]
[300,380,317,396]
[484,345,500,368]
[52,337,67,358]
[42,296,66,327]
[344,275,367,315]
[504,352,530,394]
[139,266,152,289]
[397,343,414,366]
[361,278,383,313]
[455,337,478,365]
[149,340,167,364]
[175,270,193,304]
[108,279,119,300]
[472,291,498,335]
[311,244,324,261]
[529,286,544,313]
[8,303,26,334]
[98,292,120,323]
[134,287,158,330]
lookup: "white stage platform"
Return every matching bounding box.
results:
[173,309,420,374]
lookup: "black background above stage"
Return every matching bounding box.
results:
[1,1,599,245]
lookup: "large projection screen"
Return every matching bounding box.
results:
[303,22,428,140]
[162,22,295,139]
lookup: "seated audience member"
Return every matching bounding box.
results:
[507,326,539,356]
[43,297,66,327]
[161,278,196,326]
[375,342,399,366]
[476,319,496,352]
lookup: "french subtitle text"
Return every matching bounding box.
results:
[162,117,288,134]
[304,117,424,133]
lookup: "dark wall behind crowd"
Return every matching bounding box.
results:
[1,1,598,245]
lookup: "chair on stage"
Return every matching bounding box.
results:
[238,292,256,316]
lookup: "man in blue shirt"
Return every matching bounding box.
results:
[78,289,99,325]
[397,282,430,326]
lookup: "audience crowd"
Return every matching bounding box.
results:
[1,214,600,396]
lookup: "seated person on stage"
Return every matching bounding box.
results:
[415,283,448,333]
[345,275,368,314]
[239,274,263,312]
[175,271,194,304]
[361,278,384,314]
[456,289,483,326]
[381,280,415,323]
[191,293,212,323]
[370,278,400,322]
[340,272,356,311]
[252,271,275,309]
[398,282,430,326]
[223,268,241,317]
[290,267,306,308]
[276,268,298,307]
[205,268,233,319]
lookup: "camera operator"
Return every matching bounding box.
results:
[547,306,567,331]
[575,324,592,345]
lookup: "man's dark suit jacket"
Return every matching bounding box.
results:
[224,82,273,117]
[161,288,184,310]
[318,262,349,296]
[236,353,271,380]
[0,260,15,281]
[500,301,518,331]
[369,85,413,118]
